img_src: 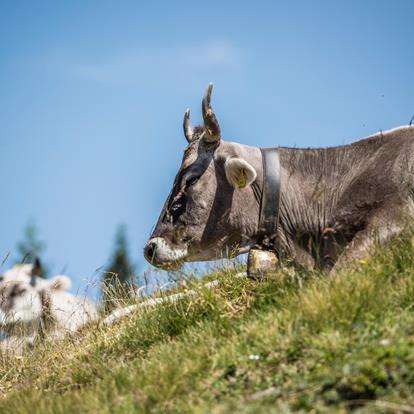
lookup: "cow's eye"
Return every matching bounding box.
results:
[9,286,26,298]
[10,286,19,298]
[185,176,199,188]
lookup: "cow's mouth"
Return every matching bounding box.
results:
[144,237,188,270]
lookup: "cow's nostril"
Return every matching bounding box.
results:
[144,242,157,262]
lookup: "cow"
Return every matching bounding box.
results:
[144,83,414,274]
[0,262,97,352]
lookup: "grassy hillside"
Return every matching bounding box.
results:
[2,236,414,413]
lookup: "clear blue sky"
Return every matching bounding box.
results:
[1,1,413,298]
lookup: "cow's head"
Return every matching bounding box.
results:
[0,263,71,328]
[0,259,43,285]
[144,84,263,270]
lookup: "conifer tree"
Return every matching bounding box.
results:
[102,224,136,311]
[16,219,48,277]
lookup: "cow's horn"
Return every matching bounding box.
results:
[183,108,194,143]
[202,83,221,143]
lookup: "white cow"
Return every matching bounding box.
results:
[0,263,97,352]
[1,262,42,283]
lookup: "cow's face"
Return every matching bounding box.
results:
[144,84,262,270]
[0,267,71,327]
[0,260,48,288]
[1,264,35,283]
[0,280,43,325]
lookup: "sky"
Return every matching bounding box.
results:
[0,0,413,299]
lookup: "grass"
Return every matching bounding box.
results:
[2,235,414,413]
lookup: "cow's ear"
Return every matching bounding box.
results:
[224,158,257,189]
[47,275,72,291]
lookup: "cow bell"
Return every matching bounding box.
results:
[247,249,279,279]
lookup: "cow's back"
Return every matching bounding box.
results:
[50,291,98,333]
[277,126,414,260]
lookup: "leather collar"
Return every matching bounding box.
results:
[255,148,281,251]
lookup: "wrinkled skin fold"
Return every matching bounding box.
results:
[144,84,414,273]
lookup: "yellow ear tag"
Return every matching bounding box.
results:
[238,169,247,188]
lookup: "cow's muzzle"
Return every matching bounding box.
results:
[144,237,188,270]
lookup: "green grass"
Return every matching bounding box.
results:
[2,235,414,413]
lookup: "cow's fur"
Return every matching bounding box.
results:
[0,264,97,352]
[144,84,414,272]
[1,263,42,284]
